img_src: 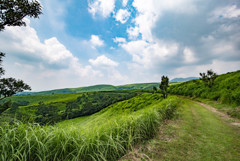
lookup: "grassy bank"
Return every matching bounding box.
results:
[0,94,180,161]
[169,70,240,118]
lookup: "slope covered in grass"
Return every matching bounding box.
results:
[169,70,240,118]
[1,91,138,124]
[0,94,180,161]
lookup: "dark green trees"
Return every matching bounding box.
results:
[159,76,169,98]
[0,0,42,31]
[152,86,157,93]
[0,77,31,100]
[200,69,217,88]
[35,102,60,125]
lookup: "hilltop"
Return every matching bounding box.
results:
[16,83,160,95]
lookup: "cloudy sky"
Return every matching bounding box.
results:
[0,0,240,91]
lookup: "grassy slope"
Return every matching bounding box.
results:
[0,93,181,161]
[57,93,164,129]
[1,91,139,122]
[169,70,240,118]
[122,99,240,161]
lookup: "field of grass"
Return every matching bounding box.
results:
[121,99,240,160]
[0,93,180,161]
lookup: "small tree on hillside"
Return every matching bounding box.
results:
[199,69,217,88]
[159,76,169,98]
[153,86,157,93]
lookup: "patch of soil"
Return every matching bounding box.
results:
[195,102,240,127]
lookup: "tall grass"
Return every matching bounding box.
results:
[0,96,180,161]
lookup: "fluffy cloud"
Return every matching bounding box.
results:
[89,55,119,68]
[209,5,240,22]
[121,40,179,69]
[183,47,197,63]
[0,19,102,90]
[113,37,126,44]
[88,0,115,18]
[114,9,130,24]
[90,35,104,48]
[127,26,140,40]
[122,0,128,7]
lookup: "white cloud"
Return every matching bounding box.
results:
[114,9,130,24]
[210,5,240,22]
[121,40,179,69]
[113,37,126,44]
[183,47,197,63]
[90,35,104,48]
[88,0,115,18]
[127,26,140,40]
[0,19,103,90]
[89,55,119,68]
[131,0,197,41]
[122,0,128,7]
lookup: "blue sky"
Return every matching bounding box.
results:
[0,0,240,91]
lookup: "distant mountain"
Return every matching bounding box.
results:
[170,77,198,82]
[16,83,160,95]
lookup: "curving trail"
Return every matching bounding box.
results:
[121,99,240,161]
[194,101,240,127]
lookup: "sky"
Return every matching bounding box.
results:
[0,0,240,91]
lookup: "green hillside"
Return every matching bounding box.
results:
[169,70,240,118]
[1,90,140,123]
[0,93,180,161]
[17,83,160,95]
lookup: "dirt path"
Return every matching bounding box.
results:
[195,101,240,127]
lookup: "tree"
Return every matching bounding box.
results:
[199,69,217,88]
[153,86,157,93]
[35,102,60,125]
[0,77,31,100]
[0,0,42,31]
[159,76,169,98]
[64,101,78,119]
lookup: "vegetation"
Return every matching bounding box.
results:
[0,91,140,124]
[0,94,181,161]
[159,75,169,99]
[169,70,240,118]
[200,69,217,88]
[0,0,42,114]
[17,83,160,95]
[122,99,240,160]
[0,0,42,31]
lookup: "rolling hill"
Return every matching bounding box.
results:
[16,83,160,95]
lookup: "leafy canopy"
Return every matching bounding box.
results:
[200,69,217,88]
[0,0,42,31]
[159,76,169,98]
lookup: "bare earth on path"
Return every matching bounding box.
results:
[194,101,240,127]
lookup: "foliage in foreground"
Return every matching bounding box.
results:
[0,94,180,161]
